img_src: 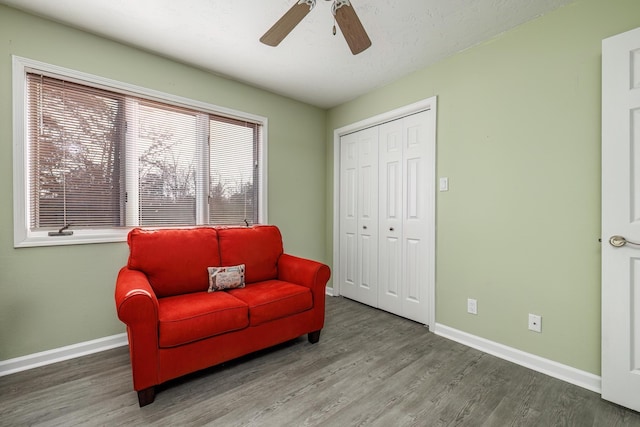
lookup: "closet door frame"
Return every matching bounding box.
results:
[332,96,437,327]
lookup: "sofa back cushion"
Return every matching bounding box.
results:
[128,227,221,297]
[217,225,283,284]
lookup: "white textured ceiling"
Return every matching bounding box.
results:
[1,0,573,108]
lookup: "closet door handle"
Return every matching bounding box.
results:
[389,227,395,231]
[363,225,367,230]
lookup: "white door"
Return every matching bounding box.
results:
[602,26,640,412]
[400,111,433,324]
[378,111,433,324]
[378,118,404,316]
[339,127,379,307]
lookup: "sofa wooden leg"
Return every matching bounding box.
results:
[137,387,155,407]
[308,330,321,344]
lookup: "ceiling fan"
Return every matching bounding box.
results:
[260,0,372,55]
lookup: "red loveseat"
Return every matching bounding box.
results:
[115,225,331,406]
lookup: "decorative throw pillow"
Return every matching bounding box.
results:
[207,264,245,292]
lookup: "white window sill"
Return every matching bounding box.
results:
[14,229,129,248]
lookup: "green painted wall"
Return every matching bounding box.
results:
[326,0,640,375]
[4,0,639,379]
[0,5,327,360]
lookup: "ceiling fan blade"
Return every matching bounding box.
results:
[334,1,371,55]
[260,2,314,47]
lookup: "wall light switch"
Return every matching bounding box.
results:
[439,177,449,192]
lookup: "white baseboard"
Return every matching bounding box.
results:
[0,333,128,377]
[433,323,601,394]
[325,287,335,297]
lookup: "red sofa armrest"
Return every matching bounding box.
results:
[115,267,159,324]
[278,253,331,335]
[277,253,331,292]
[114,267,160,391]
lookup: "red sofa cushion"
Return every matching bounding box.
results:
[217,225,283,284]
[228,280,312,326]
[127,227,221,297]
[158,291,249,348]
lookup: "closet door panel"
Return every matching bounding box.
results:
[401,111,432,324]
[378,120,403,315]
[355,128,379,307]
[344,232,357,287]
[339,133,359,300]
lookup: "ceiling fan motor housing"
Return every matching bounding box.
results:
[332,0,352,15]
[300,0,316,9]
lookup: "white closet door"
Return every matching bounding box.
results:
[335,98,436,326]
[400,111,432,324]
[378,111,432,324]
[378,118,404,316]
[339,132,359,301]
[339,127,379,307]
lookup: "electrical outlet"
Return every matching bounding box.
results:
[467,298,477,315]
[528,314,542,333]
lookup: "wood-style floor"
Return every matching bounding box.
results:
[2,296,639,426]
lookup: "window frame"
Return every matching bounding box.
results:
[12,56,268,248]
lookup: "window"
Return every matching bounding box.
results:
[13,57,267,247]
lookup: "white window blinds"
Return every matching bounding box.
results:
[27,74,124,230]
[25,71,262,233]
[127,100,200,227]
[209,115,260,225]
